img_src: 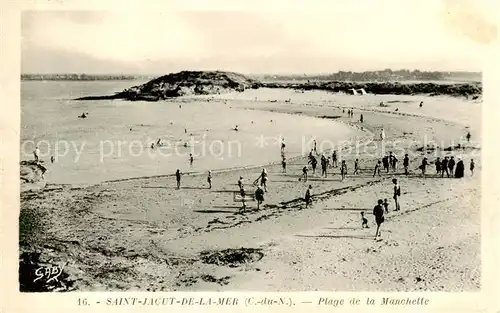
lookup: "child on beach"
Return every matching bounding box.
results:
[373,199,385,239]
[207,170,212,189]
[189,153,194,167]
[361,212,369,228]
[175,169,182,189]
[304,185,312,208]
[383,198,389,214]
[259,168,268,192]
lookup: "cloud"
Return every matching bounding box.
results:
[21,6,485,73]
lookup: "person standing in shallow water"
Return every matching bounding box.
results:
[373,199,385,239]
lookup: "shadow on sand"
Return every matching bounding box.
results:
[296,234,372,240]
[193,209,235,214]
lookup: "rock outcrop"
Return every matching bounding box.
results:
[76,71,261,101]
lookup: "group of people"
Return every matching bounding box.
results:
[422,156,473,178]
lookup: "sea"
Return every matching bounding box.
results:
[21,81,364,186]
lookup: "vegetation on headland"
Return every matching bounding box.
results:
[69,70,482,101]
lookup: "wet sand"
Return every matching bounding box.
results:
[19,90,481,291]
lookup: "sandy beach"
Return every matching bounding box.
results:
[19,89,481,292]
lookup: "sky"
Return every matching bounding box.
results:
[21,1,496,74]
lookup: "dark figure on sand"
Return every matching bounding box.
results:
[448,156,456,177]
[392,178,401,211]
[238,176,244,191]
[189,153,194,166]
[373,199,385,239]
[441,157,450,178]
[470,159,475,176]
[353,159,359,175]
[282,156,287,173]
[259,168,268,192]
[373,160,382,177]
[207,170,212,189]
[309,155,318,175]
[435,157,441,175]
[383,198,389,214]
[321,155,328,178]
[175,169,182,189]
[382,155,390,173]
[361,212,369,228]
[340,160,348,181]
[455,159,465,178]
[255,185,265,209]
[466,131,471,142]
[391,154,398,172]
[419,157,429,177]
[300,166,308,182]
[304,185,313,208]
[360,114,364,123]
[332,150,338,168]
[240,187,247,212]
[403,154,409,175]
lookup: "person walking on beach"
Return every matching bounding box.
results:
[455,158,465,178]
[313,140,317,153]
[470,159,475,176]
[388,152,394,170]
[360,114,364,123]
[382,155,390,173]
[282,155,287,173]
[281,137,286,152]
[435,157,441,175]
[309,155,318,175]
[207,170,212,189]
[403,154,409,175]
[353,158,360,175]
[466,131,471,143]
[373,199,385,239]
[259,168,268,192]
[441,157,450,178]
[239,186,247,212]
[255,185,265,210]
[175,169,182,189]
[420,157,429,177]
[332,150,338,168]
[392,178,401,211]
[304,185,313,208]
[380,128,386,141]
[340,160,348,181]
[373,160,382,177]
[448,156,456,177]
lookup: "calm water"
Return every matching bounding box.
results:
[21,81,362,185]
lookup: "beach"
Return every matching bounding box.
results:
[19,87,481,292]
